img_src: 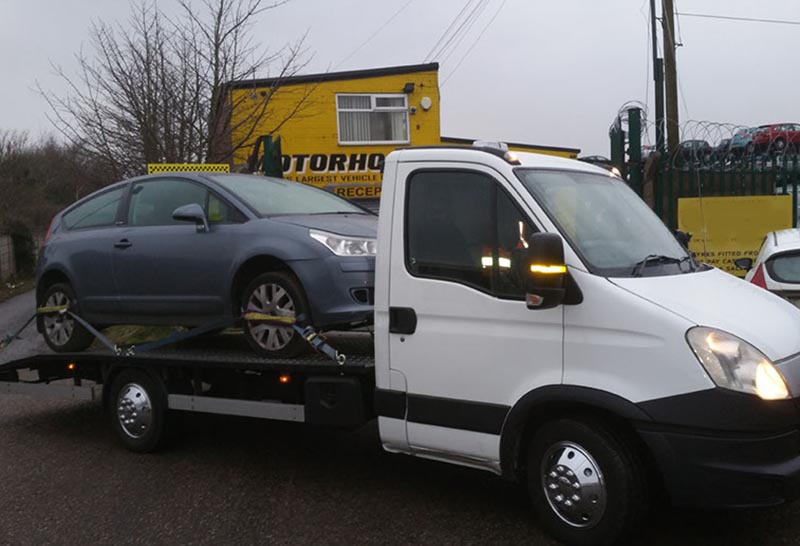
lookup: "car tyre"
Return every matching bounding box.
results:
[38,282,94,353]
[108,369,167,453]
[241,271,309,358]
[527,417,649,546]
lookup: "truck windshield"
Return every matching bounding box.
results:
[516,169,693,277]
[211,174,366,217]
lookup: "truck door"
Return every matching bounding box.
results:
[386,163,563,469]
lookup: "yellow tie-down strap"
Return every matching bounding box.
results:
[36,305,70,314]
[242,313,296,326]
[147,163,230,174]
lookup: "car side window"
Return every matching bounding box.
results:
[128,179,208,226]
[405,170,538,298]
[63,187,125,230]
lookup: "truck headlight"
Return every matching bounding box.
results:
[686,327,790,400]
[310,229,377,257]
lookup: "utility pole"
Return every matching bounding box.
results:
[650,0,665,156]
[662,0,680,156]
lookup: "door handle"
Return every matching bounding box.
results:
[389,307,417,334]
[114,239,132,249]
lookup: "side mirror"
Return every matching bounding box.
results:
[675,229,692,248]
[173,203,209,232]
[734,257,753,271]
[522,233,567,310]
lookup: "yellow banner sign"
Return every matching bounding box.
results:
[678,195,793,277]
[147,163,230,174]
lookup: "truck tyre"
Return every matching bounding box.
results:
[108,369,167,453]
[242,271,309,358]
[38,282,94,353]
[527,417,648,546]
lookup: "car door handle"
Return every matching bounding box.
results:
[114,239,132,249]
[389,307,417,334]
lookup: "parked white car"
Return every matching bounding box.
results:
[738,229,800,305]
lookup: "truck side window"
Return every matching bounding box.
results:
[406,170,537,298]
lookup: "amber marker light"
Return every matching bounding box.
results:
[530,264,567,274]
[67,363,76,371]
[279,374,291,384]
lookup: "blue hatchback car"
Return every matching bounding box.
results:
[36,173,377,357]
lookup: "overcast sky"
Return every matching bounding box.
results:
[2,0,799,155]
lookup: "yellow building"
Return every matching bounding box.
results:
[225,63,579,201]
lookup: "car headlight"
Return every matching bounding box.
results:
[686,327,790,400]
[309,229,377,257]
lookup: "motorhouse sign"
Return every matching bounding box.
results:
[282,152,385,199]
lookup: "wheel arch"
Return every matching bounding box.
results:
[36,268,73,302]
[230,254,301,314]
[499,386,657,483]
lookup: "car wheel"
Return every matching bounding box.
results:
[38,282,94,353]
[527,417,649,546]
[241,272,309,358]
[109,369,167,453]
[774,138,787,155]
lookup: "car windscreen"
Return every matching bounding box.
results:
[516,168,692,277]
[767,252,800,284]
[210,175,366,216]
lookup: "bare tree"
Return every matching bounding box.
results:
[41,0,313,178]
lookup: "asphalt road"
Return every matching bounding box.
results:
[3,295,800,545]
[0,290,48,365]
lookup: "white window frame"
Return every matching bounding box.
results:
[336,93,410,146]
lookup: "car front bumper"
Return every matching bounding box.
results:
[289,256,374,329]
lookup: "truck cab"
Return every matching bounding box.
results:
[374,145,800,545]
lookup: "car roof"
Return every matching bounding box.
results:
[394,146,610,175]
[772,229,800,249]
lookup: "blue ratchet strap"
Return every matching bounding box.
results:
[291,314,346,365]
[132,318,235,354]
[66,310,121,354]
[0,314,37,353]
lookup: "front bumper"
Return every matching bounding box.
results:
[289,256,374,329]
[638,425,800,508]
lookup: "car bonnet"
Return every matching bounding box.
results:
[269,213,377,238]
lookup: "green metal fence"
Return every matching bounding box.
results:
[652,154,800,229]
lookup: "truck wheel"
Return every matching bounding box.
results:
[242,272,309,358]
[108,369,167,453]
[38,283,94,353]
[527,418,648,546]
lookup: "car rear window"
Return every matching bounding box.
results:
[63,187,125,230]
[767,252,800,284]
[210,175,366,216]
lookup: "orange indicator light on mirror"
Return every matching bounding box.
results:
[279,374,291,384]
[67,363,76,371]
[530,264,567,274]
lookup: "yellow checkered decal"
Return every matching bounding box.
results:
[147,163,230,174]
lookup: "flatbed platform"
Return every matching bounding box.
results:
[0,331,375,375]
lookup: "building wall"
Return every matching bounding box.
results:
[0,235,16,281]
[230,68,441,200]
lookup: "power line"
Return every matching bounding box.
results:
[677,12,800,26]
[424,0,481,63]
[442,0,508,86]
[438,0,493,66]
[335,0,416,69]
[425,0,490,63]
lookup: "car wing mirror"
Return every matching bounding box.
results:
[675,229,692,248]
[173,203,209,232]
[521,233,567,310]
[734,257,753,271]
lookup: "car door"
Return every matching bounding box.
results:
[57,185,127,317]
[386,163,563,469]
[112,177,243,321]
